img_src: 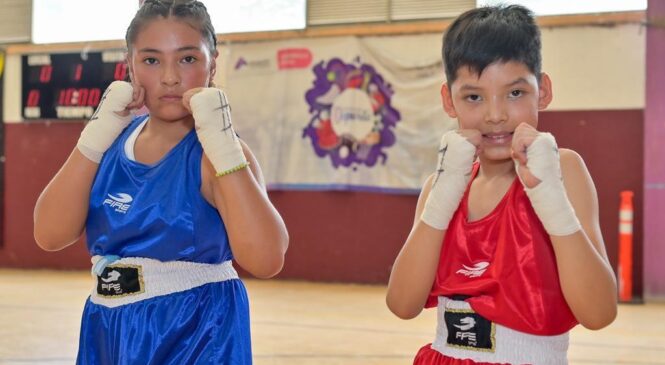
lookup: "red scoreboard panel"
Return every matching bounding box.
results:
[22,51,128,120]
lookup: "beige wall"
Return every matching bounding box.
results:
[541,24,645,111]
[3,23,646,124]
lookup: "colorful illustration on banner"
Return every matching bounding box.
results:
[303,57,401,169]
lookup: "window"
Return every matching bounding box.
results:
[206,0,306,34]
[32,0,138,44]
[32,0,306,44]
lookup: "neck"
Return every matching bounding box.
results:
[143,115,194,143]
[477,157,517,180]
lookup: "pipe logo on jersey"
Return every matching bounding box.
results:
[303,58,401,169]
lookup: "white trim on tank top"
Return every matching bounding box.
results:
[124,118,149,161]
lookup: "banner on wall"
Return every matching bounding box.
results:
[222,35,456,193]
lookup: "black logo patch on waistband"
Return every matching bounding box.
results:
[96,265,144,297]
[444,308,495,352]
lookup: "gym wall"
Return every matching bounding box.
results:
[0,23,646,296]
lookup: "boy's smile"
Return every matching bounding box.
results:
[441,60,552,162]
[482,131,514,145]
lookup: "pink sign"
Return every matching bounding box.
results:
[278,48,313,70]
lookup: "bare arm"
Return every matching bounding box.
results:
[33,82,141,251]
[551,149,617,330]
[387,130,480,319]
[202,141,288,279]
[33,148,99,251]
[386,174,446,319]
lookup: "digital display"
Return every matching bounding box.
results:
[21,51,128,120]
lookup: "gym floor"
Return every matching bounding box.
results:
[1,269,663,365]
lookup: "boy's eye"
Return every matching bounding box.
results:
[510,90,523,98]
[143,57,158,65]
[182,56,197,64]
[465,94,482,102]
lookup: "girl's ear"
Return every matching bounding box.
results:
[208,50,219,87]
[125,53,134,83]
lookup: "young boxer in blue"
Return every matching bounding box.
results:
[34,1,288,363]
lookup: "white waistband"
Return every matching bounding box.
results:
[90,256,239,308]
[432,297,569,365]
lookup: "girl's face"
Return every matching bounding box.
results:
[127,17,217,123]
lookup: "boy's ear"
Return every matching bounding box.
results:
[440,83,458,118]
[538,72,553,110]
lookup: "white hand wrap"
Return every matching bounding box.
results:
[421,131,476,230]
[190,88,248,176]
[77,81,134,163]
[519,133,582,236]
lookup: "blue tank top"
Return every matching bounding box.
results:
[86,115,232,264]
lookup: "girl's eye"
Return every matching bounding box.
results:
[143,58,158,65]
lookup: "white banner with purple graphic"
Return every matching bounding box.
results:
[220,35,456,193]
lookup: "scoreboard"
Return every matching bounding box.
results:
[22,51,128,120]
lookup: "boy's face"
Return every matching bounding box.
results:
[127,17,217,123]
[441,61,552,162]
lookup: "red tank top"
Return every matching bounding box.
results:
[425,163,578,335]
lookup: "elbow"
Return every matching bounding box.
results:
[578,305,618,331]
[254,233,289,279]
[245,252,285,279]
[386,294,422,320]
[233,231,288,279]
[34,234,68,252]
[250,260,284,279]
[33,227,78,252]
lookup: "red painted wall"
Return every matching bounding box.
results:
[540,110,644,298]
[1,122,89,268]
[0,110,644,294]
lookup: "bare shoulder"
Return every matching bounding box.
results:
[558,148,607,259]
[559,148,590,181]
[422,173,435,194]
[413,173,436,225]
[419,173,436,204]
[559,148,583,164]
[558,147,598,210]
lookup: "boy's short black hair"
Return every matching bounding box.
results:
[443,4,541,86]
